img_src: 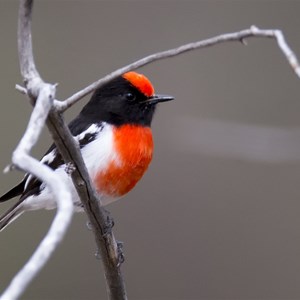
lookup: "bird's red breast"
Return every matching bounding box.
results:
[95,124,153,197]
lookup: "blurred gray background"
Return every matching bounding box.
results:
[1,1,300,299]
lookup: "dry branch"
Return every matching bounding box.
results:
[56,25,300,112]
[1,0,300,299]
[0,1,74,300]
[0,74,73,300]
[2,0,127,300]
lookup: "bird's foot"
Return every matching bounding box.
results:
[102,211,115,237]
[116,240,125,267]
[65,162,76,175]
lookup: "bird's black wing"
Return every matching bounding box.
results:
[0,179,26,202]
[0,116,103,202]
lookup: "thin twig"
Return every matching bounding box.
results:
[0,85,73,300]
[3,1,300,299]
[45,110,127,300]
[56,25,300,112]
[0,1,74,299]
[4,0,128,299]
[17,0,41,91]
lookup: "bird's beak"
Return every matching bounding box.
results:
[147,94,174,105]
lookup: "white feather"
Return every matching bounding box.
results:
[24,149,57,190]
[75,123,100,141]
[22,123,119,211]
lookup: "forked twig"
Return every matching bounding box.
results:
[56,25,300,112]
[1,0,300,299]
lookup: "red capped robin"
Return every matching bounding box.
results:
[0,72,174,230]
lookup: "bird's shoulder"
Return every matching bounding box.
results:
[40,120,105,168]
[22,120,105,199]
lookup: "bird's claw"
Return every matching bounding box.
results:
[65,162,76,175]
[116,240,125,267]
[102,212,115,237]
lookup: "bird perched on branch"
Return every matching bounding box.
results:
[0,71,174,230]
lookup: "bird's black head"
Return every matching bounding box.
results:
[80,72,174,127]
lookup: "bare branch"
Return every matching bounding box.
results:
[15,84,28,95]
[271,28,300,77]
[4,0,128,299]
[45,110,127,300]
[56,25,300,112]
[4,1,300,299]
[1,1,74,299]
[17,0,41,87]
[0,85,73,300]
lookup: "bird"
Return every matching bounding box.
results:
[0,71,174,231]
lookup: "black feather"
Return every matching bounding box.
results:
[0,120,103,203]
[0,179,26,202]
[0,74,158,204]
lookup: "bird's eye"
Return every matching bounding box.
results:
[125,93,136,101]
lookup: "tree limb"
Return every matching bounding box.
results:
[0,1,74,299]
[0,84,73,300]
[2,0,127,299]
[2,0,300,299]
[45,109,127,300]
[56,25,300,112]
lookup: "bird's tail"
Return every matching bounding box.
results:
[0,200,24,231]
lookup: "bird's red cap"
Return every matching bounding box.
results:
[122,72,155,97]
